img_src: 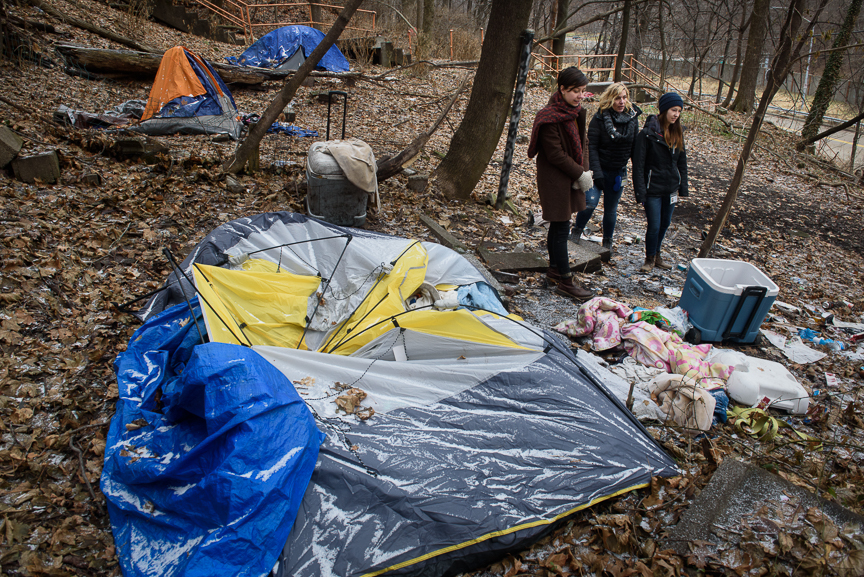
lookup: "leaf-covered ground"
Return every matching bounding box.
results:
[2,0,864,575]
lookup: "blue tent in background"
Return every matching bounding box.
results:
[132,46,242,139]
[225,25,350,72]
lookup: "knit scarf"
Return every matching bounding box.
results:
[602,108,638,141]
[527,90,582,161]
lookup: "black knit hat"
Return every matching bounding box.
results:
[658,92,684,114]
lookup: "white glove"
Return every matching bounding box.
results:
[575,170,593,192]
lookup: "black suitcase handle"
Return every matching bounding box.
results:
[722,285,767,341]
[326,91,347,141]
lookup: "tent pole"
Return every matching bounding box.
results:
[162,248,207,344]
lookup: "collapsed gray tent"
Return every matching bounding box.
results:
[126,212,678,576]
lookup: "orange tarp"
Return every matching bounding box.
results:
[141,47,211,121]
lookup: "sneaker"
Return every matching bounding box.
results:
[654,253,673,270]
[555,277,594,301]
[639,256,655,273]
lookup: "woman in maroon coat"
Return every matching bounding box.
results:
[528,67,594,301]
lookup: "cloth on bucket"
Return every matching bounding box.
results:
[553,297,633,351]
[320,139,380,209]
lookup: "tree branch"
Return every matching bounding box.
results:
[375,74,469,182]
[534,0,652,45]
[796,110,864,150]
[25,0,162,53]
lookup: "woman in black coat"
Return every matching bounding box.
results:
[631,92,689,273]
[572,83,641,250]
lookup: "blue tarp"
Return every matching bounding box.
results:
[225,25,350,72]
[101,299,325,577]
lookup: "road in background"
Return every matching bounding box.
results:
[763,110,863,173]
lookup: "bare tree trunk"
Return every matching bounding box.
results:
[722,3,749,108]
[614,0,632,81]
[800,0,863,146]
[658,0,667,91]
[688,44,698,97]
[223,0,364,174]
[700,0,826,257]
[551,0,569,70]
[730,0,770,113]
[309,1,323,31]
[422,0,434,35]
[716,36,732,103]
[435,0,533,201]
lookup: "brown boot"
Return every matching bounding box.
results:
[654,253,673,270]
[556,275,593,301]
[639,255,655,273]
[546,267,564,287]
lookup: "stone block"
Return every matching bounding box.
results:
[0,126,24,168]
[477,248,550,274]
[632,88,651,103]
[567,241,604,273]
[571,239,612,262]
[664,458,864,557]
[81,172,101,186]
[11,151,60,184]
[374,42,395,67]
[114,137,169,162]
[407,173,428,193]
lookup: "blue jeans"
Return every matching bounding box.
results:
[573,168,626,239]
[644,195,675,257]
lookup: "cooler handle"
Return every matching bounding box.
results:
[688,278,703,299]
[326,91,348,141]
[722,285,767,341]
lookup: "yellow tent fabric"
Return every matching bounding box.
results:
[191,243,528,356]
[326,309,534,355]
[141,47,208,121]
[318,242,429,355]
[192,260,320,349]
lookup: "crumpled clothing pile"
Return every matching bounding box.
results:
[555,297,733,432]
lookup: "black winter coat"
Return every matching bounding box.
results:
[632,115,688,204]
[587,104,642,179]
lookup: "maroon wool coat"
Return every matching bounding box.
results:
[534,107,590,222]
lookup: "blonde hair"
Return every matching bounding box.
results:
[596,83,631,113]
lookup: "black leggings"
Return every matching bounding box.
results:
[547,221,571,276]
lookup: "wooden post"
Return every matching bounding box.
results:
[450,29,454,60]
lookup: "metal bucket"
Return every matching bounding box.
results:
[306,142,367,227]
